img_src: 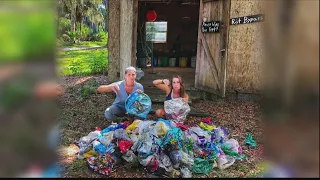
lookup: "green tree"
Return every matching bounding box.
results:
[57,0,103,43]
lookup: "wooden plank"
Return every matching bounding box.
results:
[219,0,231,97]
[200,32,221,90]
[195,0,204,89]
[131,0,139,67]
[199,41,205,88]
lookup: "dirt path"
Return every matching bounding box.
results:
[60,46,107,52]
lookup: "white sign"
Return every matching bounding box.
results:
[146,32,167,43]
[146,22,167,32]
[146,21,167,43]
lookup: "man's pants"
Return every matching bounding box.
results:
[104,105,126,122]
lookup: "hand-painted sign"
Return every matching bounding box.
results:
[230,14,264,25]
[201,21,220,33]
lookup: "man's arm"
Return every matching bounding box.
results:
[97,82,120,94]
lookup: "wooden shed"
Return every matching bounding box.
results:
[108,0,264,97]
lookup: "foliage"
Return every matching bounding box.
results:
[80,79,99,99]
[86,4,104,26]
[68,58,83,75]
[58,17,71,35]
[61,34,71,42]
[67,31,80,43]
[57,49,108,76]
[80,25,93,41]
[92,31,107,42]
[88,48,108,73]
[57,0,108,44]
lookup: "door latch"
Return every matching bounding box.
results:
[221,49,226,58]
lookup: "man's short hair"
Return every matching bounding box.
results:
[125,66,136,74]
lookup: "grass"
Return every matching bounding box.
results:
[60,41,107,48]
[57,49,108,76]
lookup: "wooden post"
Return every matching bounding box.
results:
[120,0,134,80]
[108,0,120,82]
[220,0,231,97]
[131,0,139,67]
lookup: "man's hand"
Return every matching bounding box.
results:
[136,89,143,94]
[112,84,120,95]
[163,79,170,86]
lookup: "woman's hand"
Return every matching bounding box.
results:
[182,98,189,103]
[136,89,143,94]
[163,79,170,86]
[112,84,120,95]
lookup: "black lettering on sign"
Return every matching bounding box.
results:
[230,14,264,25]
[201,21,220,33]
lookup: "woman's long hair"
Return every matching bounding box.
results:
[171,75,186,98]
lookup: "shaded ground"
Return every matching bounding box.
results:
[57,75,265,178]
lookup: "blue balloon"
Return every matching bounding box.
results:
[125,91,152,119]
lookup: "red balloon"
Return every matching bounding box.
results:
[146,10,157,21]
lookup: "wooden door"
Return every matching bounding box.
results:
[195,0,230,97]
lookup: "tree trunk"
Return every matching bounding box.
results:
[103,0,108,46]
[71,2,77,43]
[71,2,76,32]
[80,21,82,42]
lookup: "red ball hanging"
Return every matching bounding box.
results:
[146,10,157,22]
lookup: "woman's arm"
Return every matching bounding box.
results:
[183,93,189,103]
[153,79,171,94]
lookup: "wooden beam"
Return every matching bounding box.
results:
[131,0,139,67]
[108,0,121,82]
[219,0,231,97]
[200,32,221,90]
[203,0,217,3]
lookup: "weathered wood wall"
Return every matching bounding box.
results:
[226,0,264,93]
